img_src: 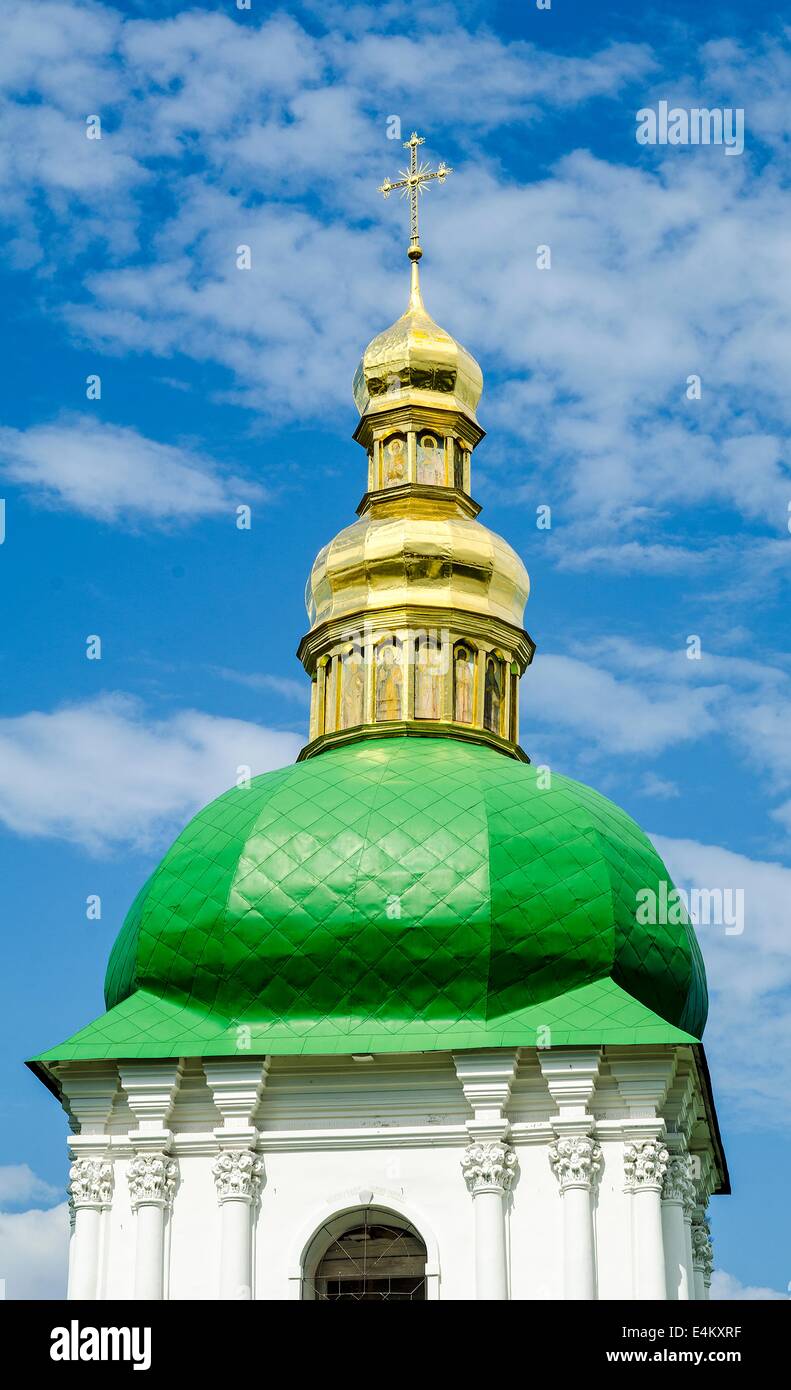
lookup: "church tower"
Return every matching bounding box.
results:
[299,132,533,764]
[29,134,727,1301]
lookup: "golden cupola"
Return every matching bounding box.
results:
[298,132,534,761]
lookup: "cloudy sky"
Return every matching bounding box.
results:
[0,0,789,1300]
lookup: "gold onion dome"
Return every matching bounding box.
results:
[298,132,534,762]
[353,262,484,422]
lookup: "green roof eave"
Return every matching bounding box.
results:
[28,976,700,1074]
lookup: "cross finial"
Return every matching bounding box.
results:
[379,131,453,263]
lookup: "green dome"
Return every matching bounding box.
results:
[38,738,707,1063]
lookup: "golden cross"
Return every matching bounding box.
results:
[379,131,452,262]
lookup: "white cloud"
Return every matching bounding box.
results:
[0,1201,68,1300]
[0,1163,61,1208]
[522,652,722,756]
[0,417,259,525]
[638,772,680,800]
[214,668,311,705]
[0,694,302,853]
[653,833,791,1130]
[2,5,791,548]
[710,1269,787,1300]
[521,639,791,843]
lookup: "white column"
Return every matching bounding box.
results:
[661,1154,694,1300]
[691,1209,713,1301]
[67,1157,113,1300]
[462,1141,516,1300]
[624,1139,669,1299]
[128,1152,178,1300]
[549,1135,601,1299]
[683,1185,696,1298]
[212,1150,262,1300]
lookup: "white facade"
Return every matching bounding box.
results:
[54,1044,722,1301]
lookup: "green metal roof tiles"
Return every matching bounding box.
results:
[33,737,707,1064]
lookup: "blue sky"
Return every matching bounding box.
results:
[0,0,790,1298]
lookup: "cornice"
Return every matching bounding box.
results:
[356,482,482,520]
[297,604,536,671]
[352,401,485,451]
[298,720,530,763]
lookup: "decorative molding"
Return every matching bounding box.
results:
[691,1213,714,1277]
[212,1149,263,1203]
[68,1156,113,1210]
[118,1061,182,1138]
[461,1141,517,1194]
[549,1135,602,1191]
[204,1059,269,1135]
[128,1152,178,1209]
[454,1049,518,1142]
[623,1138,669,1191]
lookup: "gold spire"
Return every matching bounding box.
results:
[379,131,453,263]
[297,133,534,763]
[354,133,479,422]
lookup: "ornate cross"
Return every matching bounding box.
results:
[379,131,452,262]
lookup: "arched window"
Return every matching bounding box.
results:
[453,643,475,724]
[453,440,466,491]
[375,637,403,721]
[323,657,338,734]
[307,1214,427,1301]
[483,655,504,734]
[413,634,444,719]
[509,663,519,742]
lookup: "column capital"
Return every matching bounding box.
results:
[461,1140,517,1196]
[624,1137,669,1192]
[691,1211,714,1278]
[662,1153,695,1209]
[549,1134,602,1192]
[128,1152,179,1210]
[68,1155,114,1211]
[212,1149,263,1204]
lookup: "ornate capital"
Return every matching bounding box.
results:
[662,1153,695,1207]
[128,1152,178,1209]
[691,1213,714,1277]
[549,1135,602,1191]
[212,1149,263,1203]
[68,1156,113,1210]
[623,1138,669,1191]
[462,1141,517,1195]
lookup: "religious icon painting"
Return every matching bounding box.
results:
[454,643,475,724]
[483,655,503,734]
[417,432,445,486]
[382,434,407,487]
[375,638,403,721]
[340,645,365,729]
[413,637,444,719]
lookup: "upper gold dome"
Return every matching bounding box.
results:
[305,492,529,632]
[353,264,483,422]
